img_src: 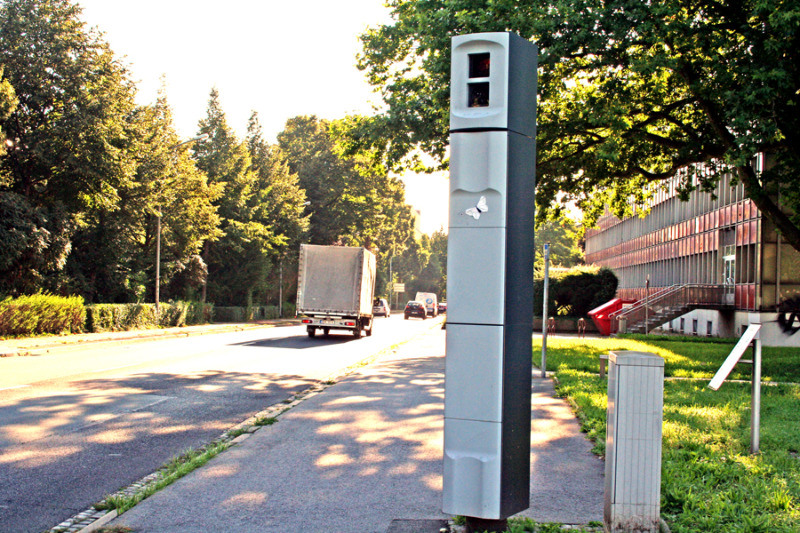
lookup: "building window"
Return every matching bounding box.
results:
[692,319,698,335]
[707,321,713,337]
[680,318,685,332]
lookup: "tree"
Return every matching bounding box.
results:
[354,0,800,254]
[0,0,137,295]
[0,66,15,158]
[394,232,431,301]
[534,218,584,271]
[194,88,279,306]
[277,116,369,245]
[245,111,309,307]
[61,88,222,303]
[277,115,417,259]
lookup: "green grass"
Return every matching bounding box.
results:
[96,441,231,514]
[459,516,600,532]
[253,416,278,426]
[536,337,800,533]
[539,336,800,382]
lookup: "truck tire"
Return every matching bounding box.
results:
[366,319,373,337]
[323,327,330,337]
[353,326,362,338]
[307,327,316,338]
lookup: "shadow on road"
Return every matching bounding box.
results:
[232,334,361,350]
[0,368,318,533]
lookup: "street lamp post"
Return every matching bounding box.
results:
[155,133,208,314]
[389,254,393,310]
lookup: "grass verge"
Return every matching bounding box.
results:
[537,336,800,533]
[96,441,230,514]
[460,516,603,532]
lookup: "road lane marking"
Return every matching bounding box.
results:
[93,362,142,373]
[0,384,30,392]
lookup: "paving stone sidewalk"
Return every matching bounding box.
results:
[99,327,604,533]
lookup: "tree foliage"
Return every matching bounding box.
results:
[0,0,445,307]
[278,115,419,297]
[0,65,16,159]
[65,91,222,303]
[354,0,800,253]
[535,218,584,271]
[194,88,275,306]
[0,0,137,295]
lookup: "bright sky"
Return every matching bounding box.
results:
[78,0,449,235]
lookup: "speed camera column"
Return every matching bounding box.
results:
[444,32,538,521]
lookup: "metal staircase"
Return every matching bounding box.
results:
[609,284,733,334]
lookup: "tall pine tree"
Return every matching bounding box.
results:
[194,88,279,305]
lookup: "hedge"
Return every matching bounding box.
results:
[0,293,86,336]
[213,303,295,323]
[84,301,213,332]
[0,294,296,337]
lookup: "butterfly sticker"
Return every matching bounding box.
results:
[464,196,488,220]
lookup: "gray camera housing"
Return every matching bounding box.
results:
[444,32,538,519]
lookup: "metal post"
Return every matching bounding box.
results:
[279,258,283,318]
[155,214,161,314]
[751,336,762,454]
[389,254,393,310]
[541,242,550,378]
[645,275,650,335]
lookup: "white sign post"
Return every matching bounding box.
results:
[708,320,763,453]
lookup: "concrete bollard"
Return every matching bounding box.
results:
[604,351,664,533]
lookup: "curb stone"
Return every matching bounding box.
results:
[1,320,301,357]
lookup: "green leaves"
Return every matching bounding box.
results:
[355,0,800,253]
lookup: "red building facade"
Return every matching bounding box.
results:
[584,155,800,345]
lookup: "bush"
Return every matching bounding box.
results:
[535,265,618,317]
[185,301,213,325]
[0,293,86,336]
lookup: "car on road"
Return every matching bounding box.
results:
[404,300,427,320]
[415,292,438,317]
[373,298,391,317]
[438,301,447,314]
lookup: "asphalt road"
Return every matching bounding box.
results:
[0,314,439,533]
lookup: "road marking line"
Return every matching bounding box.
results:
[93,362,141,373]
[0,384,30,392]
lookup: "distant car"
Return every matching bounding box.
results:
[373,298,390,317]
[404,300,427,320]
[438,301,447,314]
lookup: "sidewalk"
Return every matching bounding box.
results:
[107,328,604,533]
[0,320,299,357]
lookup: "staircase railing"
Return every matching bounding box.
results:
[607,285,679,325]
[610,283,729,334]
